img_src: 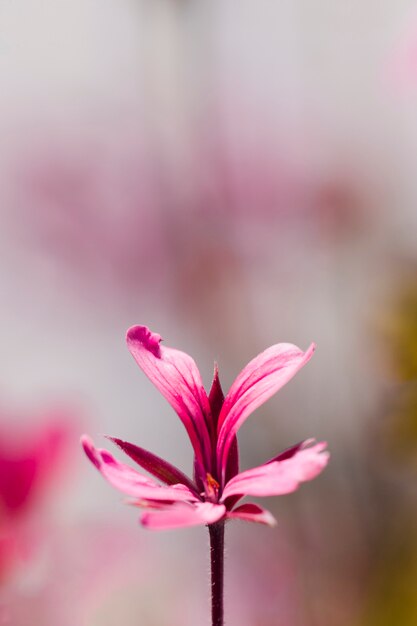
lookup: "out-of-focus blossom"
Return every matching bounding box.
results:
[1,521,173,626]
[8,128,170,297]
[388,8,417,90]
[3,93,365,314]
[82,325,328,530]
[0,411,74,580]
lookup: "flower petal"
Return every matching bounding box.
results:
[216,342,316,478]
[221,441,329,500]
[107,436,198,494]
[208,368,239,481]
[126,326,212,467]
[266,439,312,463]
[141,502,226,530]
[208,363,224,431]
[81,435,198,503]
[227,503,277,527]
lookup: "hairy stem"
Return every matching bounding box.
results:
[208,521,225,626]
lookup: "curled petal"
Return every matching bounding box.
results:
[227,503,277,527]
[81,435,198,503]
[217,342,315,478]
[141,502,226,530]
[126,326,212,468]
[221,441,329,500]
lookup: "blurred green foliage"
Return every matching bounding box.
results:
[379,276,417,461]
[381,280,417,382]
[363,522,417,626]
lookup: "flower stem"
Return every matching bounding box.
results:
[208,521,225,626]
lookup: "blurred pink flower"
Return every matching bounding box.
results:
[0,412,74,579]
[387,8,417,90]
[9,129,169,296]
[4,100,359,306]
[82,325,328,530]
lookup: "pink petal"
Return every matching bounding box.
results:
[266,439,312,463]
[216,342,315,478]
[208,364,224,429]
[107,436,197,493]
[0,455,37,514]
[208,367,239,481]
[221,441,329,500]
[227,503,277,527]
[126,326,212,468]
[81,435,198,503]
[0,415,74,515]
[224,436,239,483]
[141,502,226,530]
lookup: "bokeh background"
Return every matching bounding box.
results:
[1,1,417,624]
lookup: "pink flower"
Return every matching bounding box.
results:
[386,8,417,91]
[0,413,75,579]
[82,326,329,530]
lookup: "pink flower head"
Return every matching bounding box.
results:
[82,326,329,530]
[0,419,70,519]
[0,413,75,579]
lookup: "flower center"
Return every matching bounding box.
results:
[205,472,220,503]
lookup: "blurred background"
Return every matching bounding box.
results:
[1,1,417,624]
